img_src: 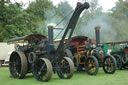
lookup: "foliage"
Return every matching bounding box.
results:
[109,0,128,41]
[0,0,35,41]
[74,0,104,38]
[0,0,56,42]
[0,0,128,42]
[57,1,73,24]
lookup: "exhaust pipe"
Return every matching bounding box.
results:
[95,26,101,47]
[48,25,54,44]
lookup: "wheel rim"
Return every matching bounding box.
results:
[103,57,115,73]
[9,51,28,79]
[57,57,75,79]
[33,58,52,82]
[85,56,99,75]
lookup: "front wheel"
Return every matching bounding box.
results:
[57,57,75,79]
[85,56,99,75]
[32,58,52,82]
[102,56,116,74]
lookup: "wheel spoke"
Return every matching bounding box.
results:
[85,56,99,75]
[57,57,75,79]
[33,58,52,82]
[9,51,28,79]
[103,56,116,74]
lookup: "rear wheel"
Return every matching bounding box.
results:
[57,57,75,79]
[102,56,116,74]
[9,51,28,79]
[33,58,52,82]
[113,54,122,70]
[85,56,99,75]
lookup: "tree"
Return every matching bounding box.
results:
[0,0,55,41]
[110,0,128,40]
[26,0,58,36]
[74,0,102,37]
[26,0,54,20]
[57,1,73,23]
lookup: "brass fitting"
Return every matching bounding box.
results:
[95,26,101,30]
[48,25,54,29]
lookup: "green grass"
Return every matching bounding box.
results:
[0,67,128,85]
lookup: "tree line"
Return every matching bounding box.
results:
[0,0,128,42]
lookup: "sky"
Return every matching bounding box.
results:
[11,0,118,12]
[52,0,118,12]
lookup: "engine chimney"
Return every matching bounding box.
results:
[48,25,54,44]
[95,26,101,47]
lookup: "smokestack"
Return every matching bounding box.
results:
[95,26,101,47]
[48,25,54,44]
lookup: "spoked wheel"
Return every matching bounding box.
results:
[9,51,28,79]
[122,54,128,64]
[57,57,75,79]
[113,54,122,70]
[32,58,52,82]
[85,56,99,75]
[102,56,116,74]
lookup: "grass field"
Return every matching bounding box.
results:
[0,67,128,85]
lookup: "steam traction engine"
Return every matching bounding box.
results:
[105,41,128,69]
[7,2,89,81]
[66,27,117,75]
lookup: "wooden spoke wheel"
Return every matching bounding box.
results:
[85,56,99,75]
[57,57,75,79]
[32,58,52,82]
[113,54,122,70]
[102,56,116,74]
[9,51,28,79]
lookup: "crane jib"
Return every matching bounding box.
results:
[56,2,90,58]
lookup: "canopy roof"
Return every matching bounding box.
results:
[105,41,128,44]
[7,34,47,44]
[71,35,88,42]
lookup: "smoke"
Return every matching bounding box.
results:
[44,9,62,25]
[44,1,117,43]
[75,14,117,42]
[44,1,74,40]
[44,9,66,39]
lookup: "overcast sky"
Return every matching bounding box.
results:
[11,0,118,12]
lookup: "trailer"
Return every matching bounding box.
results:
[0,43,14,66]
